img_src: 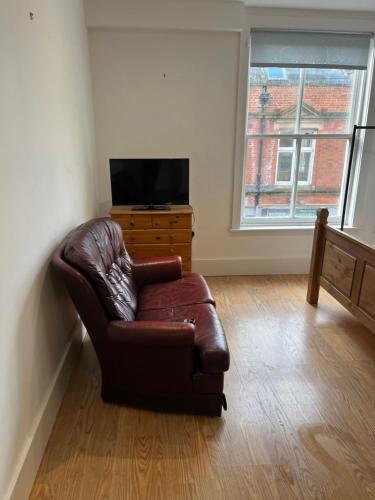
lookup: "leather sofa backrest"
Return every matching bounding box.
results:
[63,217,138,320]
[52,243,109,364]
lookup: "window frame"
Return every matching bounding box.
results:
[240,66,366,227]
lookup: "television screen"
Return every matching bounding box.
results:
[110,158,189,206]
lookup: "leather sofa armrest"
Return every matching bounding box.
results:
[132,256,183,288]
[105,320,195,394]
[107,320,194,347]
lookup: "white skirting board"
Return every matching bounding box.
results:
[192,256,310,276]
[5,321,85,500]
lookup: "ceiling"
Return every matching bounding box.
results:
[242,0,375,11]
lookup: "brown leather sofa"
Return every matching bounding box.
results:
[52,217,230,416]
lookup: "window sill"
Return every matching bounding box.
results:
[230,223,352,233]
[230,225,316,233]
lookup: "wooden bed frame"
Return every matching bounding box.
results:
[307,208,375,334]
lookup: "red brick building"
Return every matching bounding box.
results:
[244,68,354,218]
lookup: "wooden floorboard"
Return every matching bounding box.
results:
[30,276,375,499]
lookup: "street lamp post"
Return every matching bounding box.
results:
[254,84,270,213]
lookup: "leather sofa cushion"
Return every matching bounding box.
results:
[64,217,137,321]
[136,303,229,374]
[138,272,215,311]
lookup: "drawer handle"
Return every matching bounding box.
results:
[155,236,161,240]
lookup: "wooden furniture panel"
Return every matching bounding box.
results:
[358,263,375,320]
[123,229,192,245]
[127,244,191,272]
[127,243,191,258]
[307,208,375,335]
[110,205,193,272]
[321,241,356,298]
[114,214,152,230]
[152,214,191,229]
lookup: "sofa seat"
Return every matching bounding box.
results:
[137,272,215,311]
[137,303,229,374]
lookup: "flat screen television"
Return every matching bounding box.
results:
[110,158,189,209]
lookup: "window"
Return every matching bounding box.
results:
[276,129,316,184]
[241,30,372,225]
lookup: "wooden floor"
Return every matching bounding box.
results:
[30,276,375,500]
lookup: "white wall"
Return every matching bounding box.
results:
[86,0,375,275]
[0,0,97,498]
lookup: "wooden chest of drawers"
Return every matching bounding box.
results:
[110,205,193,272]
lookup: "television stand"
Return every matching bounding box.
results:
[110,205,193,272]
[131,204,171,211]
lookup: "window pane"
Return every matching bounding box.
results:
[301,136,314,147]
[279,136,294,148]
[302,68,358,134]
[298,152,312,182]
[277,152,293,182]
[295,138,349,218]
[244,138,292,218]
[247,67,300,135]
[267,67,287,80]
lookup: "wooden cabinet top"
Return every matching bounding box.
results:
[110,205,193,215]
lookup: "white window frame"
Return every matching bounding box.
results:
[240,66,366,227]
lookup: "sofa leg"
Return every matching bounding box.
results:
[222,393,227,411]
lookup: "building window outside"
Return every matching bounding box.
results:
[276,129,316,184]
[241,31,372,226]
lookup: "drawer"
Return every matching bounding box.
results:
[123,230,192,245]
[127,243,191,259]
[152,214,191,229]
[112,214,152,230]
